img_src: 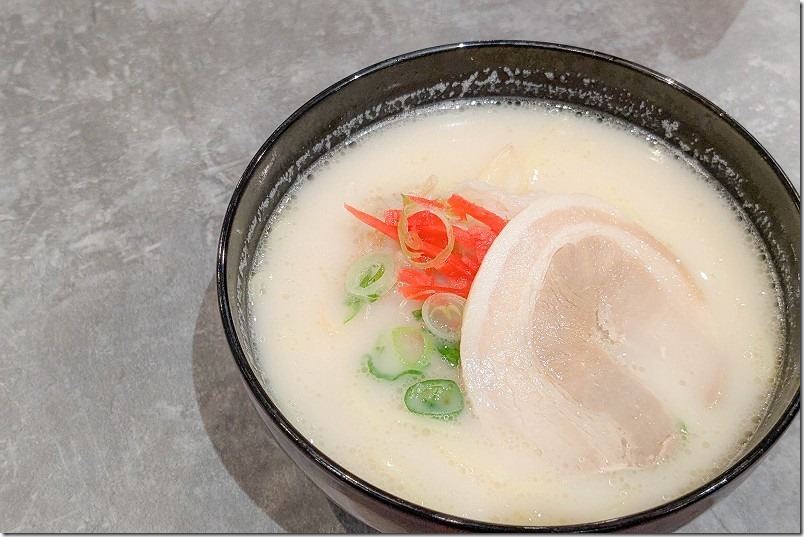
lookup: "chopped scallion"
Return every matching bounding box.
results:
[435,342,460,367]
[404,379,464,418]
[344,251,398,322]
[421,292,465,344]
[365,327,431,381]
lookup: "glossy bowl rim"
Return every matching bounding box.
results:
[217,40,801,531]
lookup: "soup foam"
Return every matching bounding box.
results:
[248,101,781,525]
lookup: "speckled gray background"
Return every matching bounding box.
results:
[0,0,799,533]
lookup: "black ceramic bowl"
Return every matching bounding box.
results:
[217,41,800,532]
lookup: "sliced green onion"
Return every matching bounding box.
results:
[391,326,432,367]
[366,327,431,380]
[404,379,464,418]
[435,342,460,367]
[367,353,426,381]
[344,295,363,323]
[345,251,398,301]
[398,197,455,269]
[421,292,466,344]
[678,421,689,439]
[344,251,398,322]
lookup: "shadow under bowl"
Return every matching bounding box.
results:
[217,41,800,532]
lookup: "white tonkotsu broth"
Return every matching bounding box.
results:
[248,102,781,526]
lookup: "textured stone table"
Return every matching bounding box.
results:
[1,0,799,532]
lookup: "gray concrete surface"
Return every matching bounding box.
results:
[0,0,799,532]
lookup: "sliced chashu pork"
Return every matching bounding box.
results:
[460,193,723,472]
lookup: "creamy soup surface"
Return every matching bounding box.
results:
[248,102,781,525]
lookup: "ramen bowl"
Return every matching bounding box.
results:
[217,41,800,532]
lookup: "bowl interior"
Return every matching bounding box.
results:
[218,42,800,531]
